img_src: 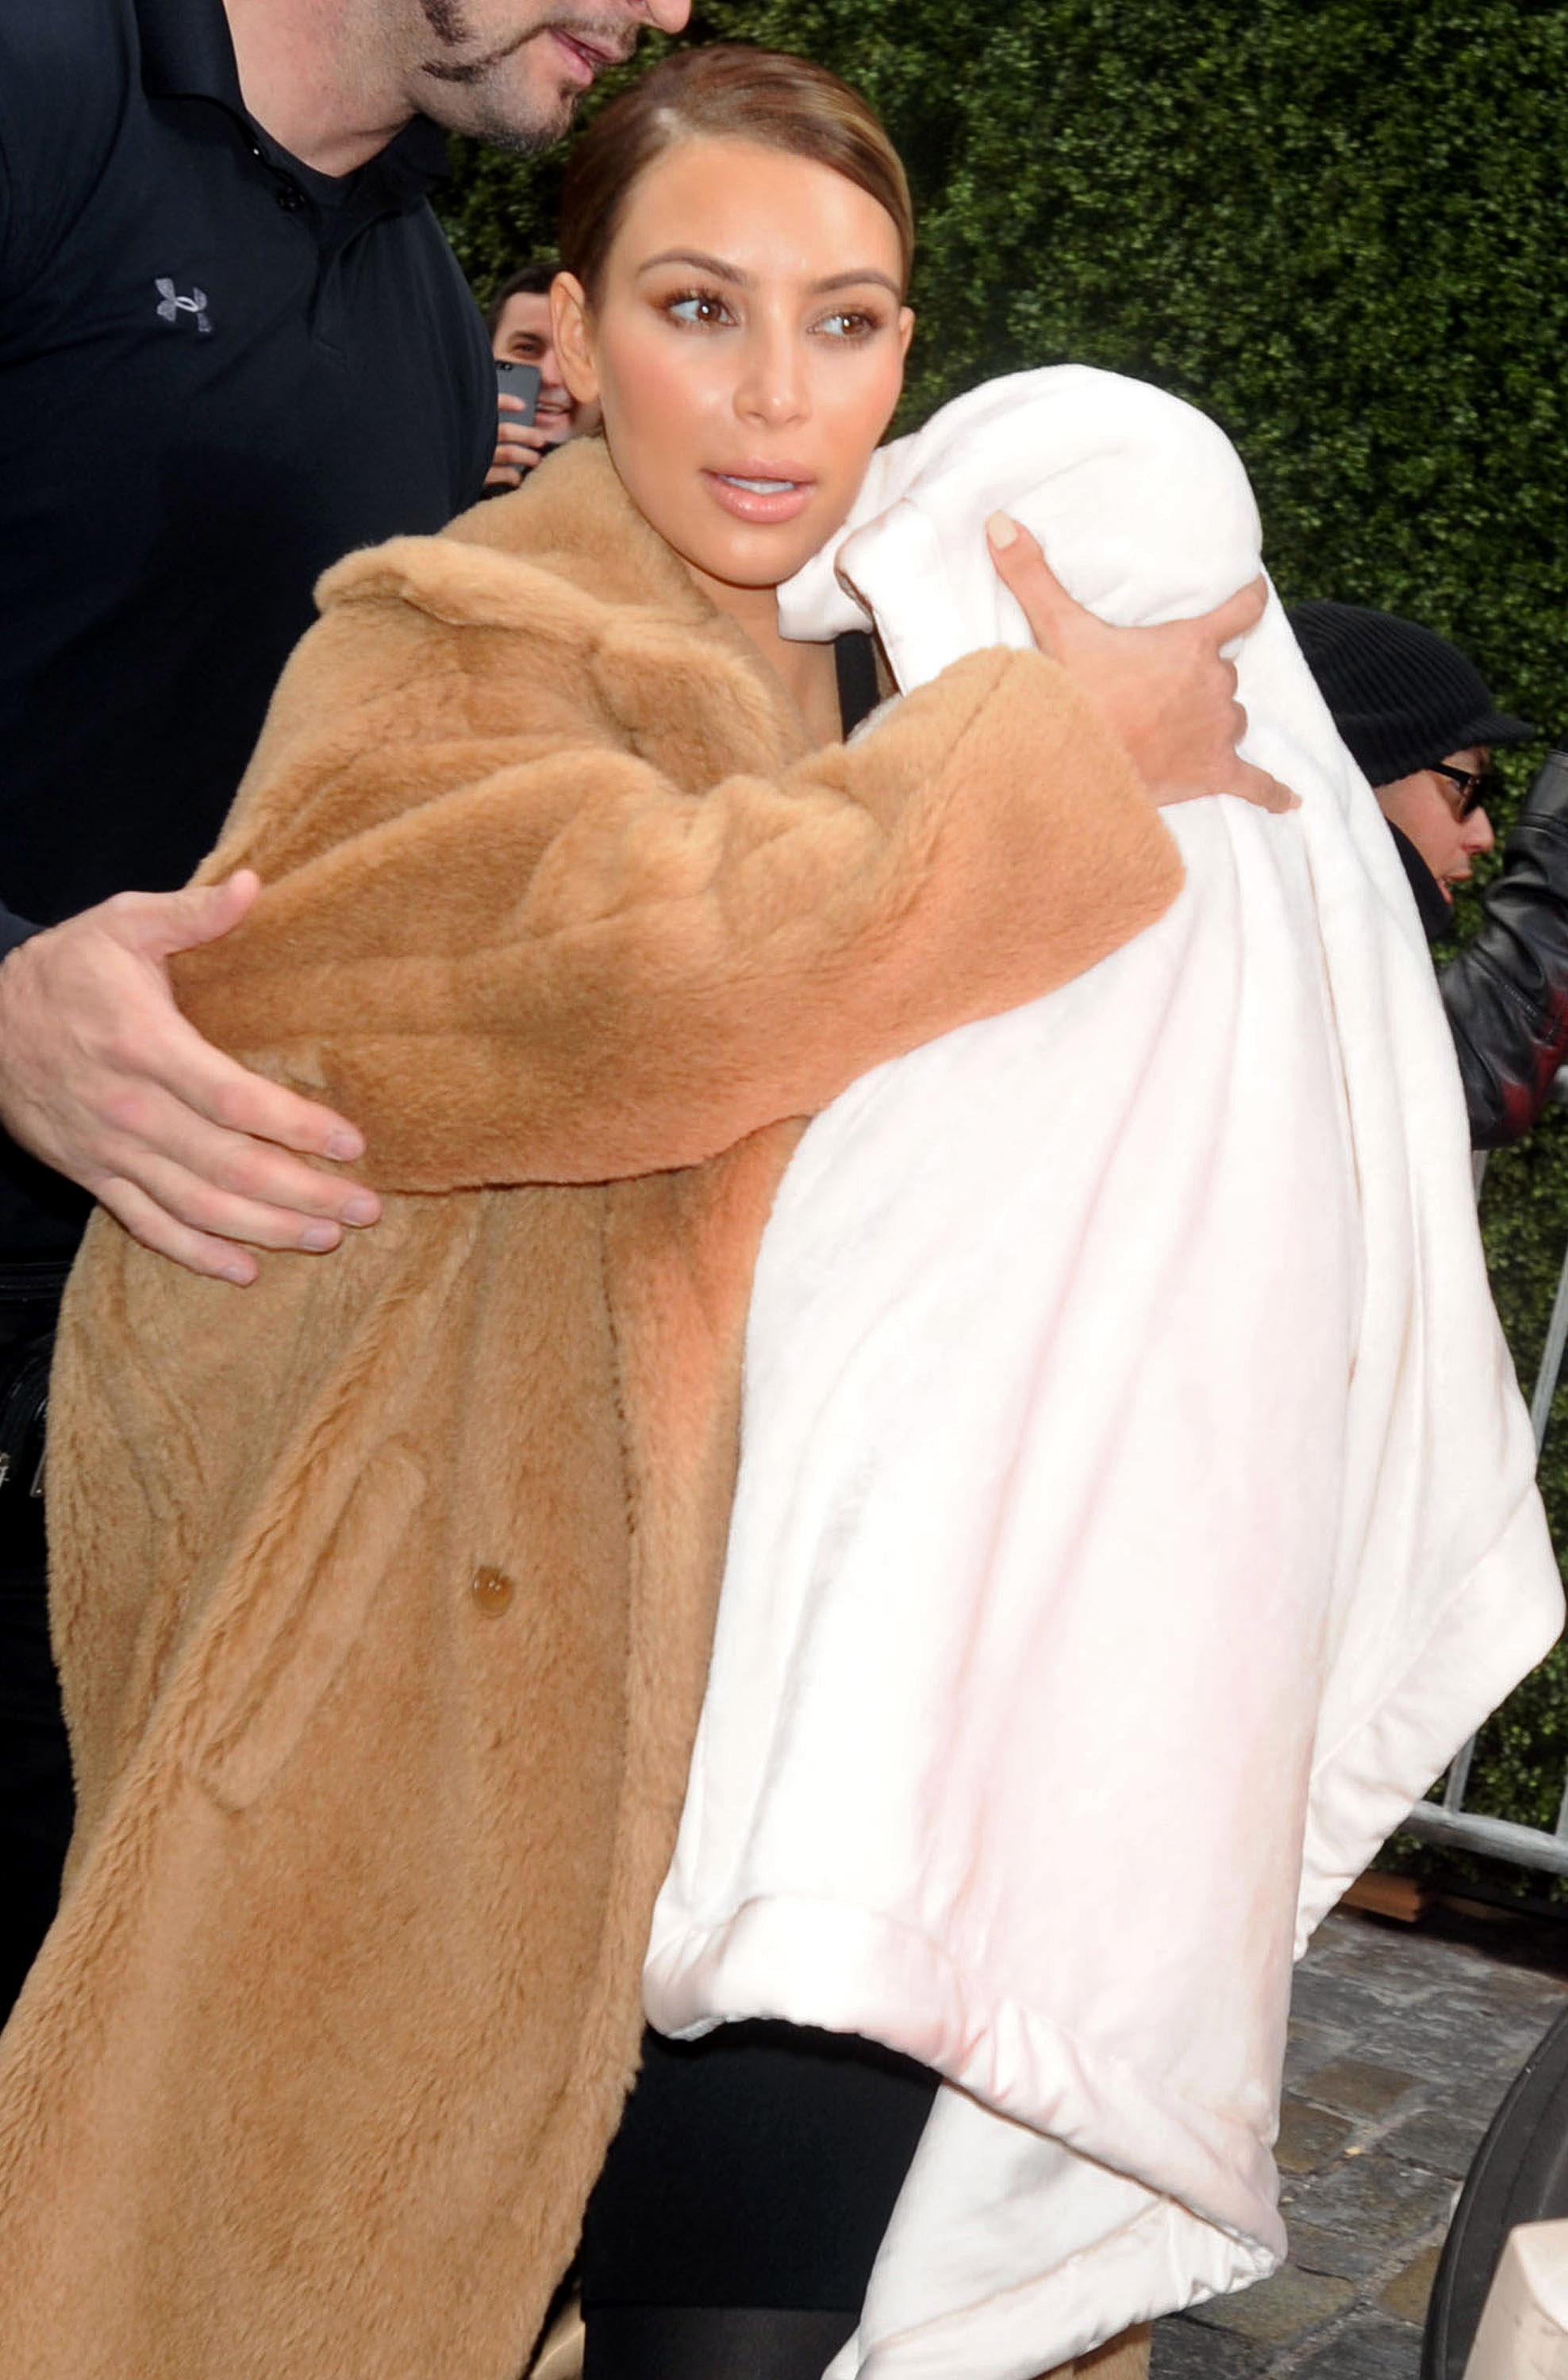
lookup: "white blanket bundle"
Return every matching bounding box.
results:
[643,369,1563,2379]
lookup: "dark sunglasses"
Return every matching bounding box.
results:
[1431,761,1493,820]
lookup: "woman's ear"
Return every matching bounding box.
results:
[897,306,916,363]
[551,272,601,407]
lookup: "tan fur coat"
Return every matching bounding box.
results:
[0,438,1180,2380]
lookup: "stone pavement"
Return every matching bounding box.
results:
[1151,1905,1568,2379]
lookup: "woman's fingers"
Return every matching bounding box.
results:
[983,524,1294,810]
[1204,574,1270,648]
[1215,757,1301,814]
[985,513,1080,658]
[989,521,1270,662]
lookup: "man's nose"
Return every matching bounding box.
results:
[640,0,691,32]
[1464,804,1496,858]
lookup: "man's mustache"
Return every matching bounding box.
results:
[420,14,636,84]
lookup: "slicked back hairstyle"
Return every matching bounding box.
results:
[559,44,913,307]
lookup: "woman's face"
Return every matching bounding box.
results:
[553,136,913,604]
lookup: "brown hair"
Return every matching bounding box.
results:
[485,256,559,337]
[559,44,914,305]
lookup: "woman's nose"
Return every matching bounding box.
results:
[736,336,808,427]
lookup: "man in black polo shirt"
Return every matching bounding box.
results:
[0,0,686,2017]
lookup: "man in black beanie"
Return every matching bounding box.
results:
[1291,600,1568,1149]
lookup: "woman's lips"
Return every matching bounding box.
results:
[702,470,816,525]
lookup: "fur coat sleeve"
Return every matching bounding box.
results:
[171,440,1183,1191]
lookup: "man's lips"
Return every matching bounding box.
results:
[702,468,817,526]
[548,29,626,85]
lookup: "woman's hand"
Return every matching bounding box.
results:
[986,514,1297,813]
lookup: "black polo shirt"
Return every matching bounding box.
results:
[0,0,494,1251]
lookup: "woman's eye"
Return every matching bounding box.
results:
[666,291,732,328]
[817,309,878,340]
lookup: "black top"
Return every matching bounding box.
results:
[833,630,882,739]
[0,0,494,1251]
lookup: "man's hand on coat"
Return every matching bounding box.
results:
[986,514,1297,815]
[0,874,381,1284]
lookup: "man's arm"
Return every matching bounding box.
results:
[0,16,382,1284]
[1440,749,1568,1148]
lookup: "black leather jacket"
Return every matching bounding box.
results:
[1393,750,1568,1148]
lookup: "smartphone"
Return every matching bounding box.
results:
[495,360,541,424]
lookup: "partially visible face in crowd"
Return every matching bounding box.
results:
[553,136,913,610]
[1377,743,1496,903]
[490,290,594,442]
[402,0,689,150]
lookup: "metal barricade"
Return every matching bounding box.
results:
[1402,1077,1568,1876]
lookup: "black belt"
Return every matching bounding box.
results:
[0,1261,71,1502]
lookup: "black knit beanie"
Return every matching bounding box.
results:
[1289,599,1535,786]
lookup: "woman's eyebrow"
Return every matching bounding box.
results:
[807,270,902,298]
[637,248,750,284]
[634,251,901,301]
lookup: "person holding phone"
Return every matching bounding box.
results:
[486,256,602,489]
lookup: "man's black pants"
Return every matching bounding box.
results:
[0,1261,75,2022]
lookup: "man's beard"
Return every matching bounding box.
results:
[413,5,632,153]
[455,82,572,159]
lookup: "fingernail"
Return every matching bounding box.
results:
[301,1223,340,1253]
[986,512,1019,550]
[325,1130,363,1161]
[222,1262,255,1287]
[340,1195,379,1226]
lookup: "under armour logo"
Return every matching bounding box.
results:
[155,277,212,336]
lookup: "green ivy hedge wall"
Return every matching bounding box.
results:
[436,0,1568,1890]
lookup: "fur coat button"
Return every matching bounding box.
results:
[470,1565,515,1616]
